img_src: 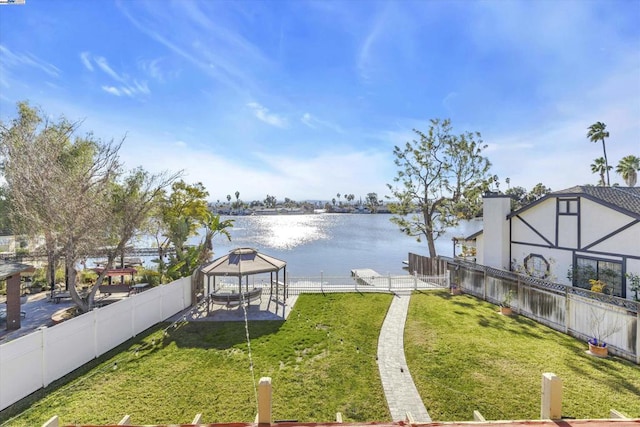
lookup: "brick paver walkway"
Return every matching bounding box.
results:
[377,292,431,422]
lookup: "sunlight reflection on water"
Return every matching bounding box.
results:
[251,215,330,250]
[205,214,481,276]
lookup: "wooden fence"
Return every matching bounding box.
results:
[407,253,448,276]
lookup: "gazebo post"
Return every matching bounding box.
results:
[5,274,21,331]
[274,271,279,315]
[1,261,34,331]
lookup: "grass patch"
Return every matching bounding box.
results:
[405,291,640,421]
[1,293,392,426]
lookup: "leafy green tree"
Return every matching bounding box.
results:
[1,102,120,305]
[587,122,611,186]
[151,181,226,281]
[591,157,611,186]
[506,182,552,210]
[366,193,379,213]
[387,118,493,257]
[616,155,639,187]
[264,194,277,208]
[505,186,527,210]
[527,183,552,201]
[1,102,179,311]
[0,187,11,234]
[200,211,233,260]
[89,167,179,308]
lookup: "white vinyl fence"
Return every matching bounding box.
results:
[0,277,191,411]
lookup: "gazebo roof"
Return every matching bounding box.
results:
[0,261,35,280]
[200,248,286,277]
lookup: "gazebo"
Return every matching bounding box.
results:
[200,248,287,311]
[0,261,35,331]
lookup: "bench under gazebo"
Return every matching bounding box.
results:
[199,248,287,314]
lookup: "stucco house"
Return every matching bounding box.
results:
[470,186,640,300]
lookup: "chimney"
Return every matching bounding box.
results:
[481,193,511,270]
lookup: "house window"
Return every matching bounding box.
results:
[523,254,550,279]
[574,256,623,297]
[558,198,578,215]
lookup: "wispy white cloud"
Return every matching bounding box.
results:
[357,11,385,83]
[102,86,121,96]
[81,52,150,98]
[94,56,125,83]
[117,1,272,95]
[139,57,170,82]
[301,113,343,133]
[79,51,93,71]
[0,45,60,81]
[247,102,287,128]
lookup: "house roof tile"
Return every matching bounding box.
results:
[552,186,640,217]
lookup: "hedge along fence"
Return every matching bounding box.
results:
[0,277,192,411]
[435,255,640,364]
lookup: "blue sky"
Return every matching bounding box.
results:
[1,0,639,202]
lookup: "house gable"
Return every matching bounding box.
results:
[511,198,556,247]
[580,198,639,254]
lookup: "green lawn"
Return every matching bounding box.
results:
[4,291,639,426]
[405,291,640,422]
[1,294,392,427]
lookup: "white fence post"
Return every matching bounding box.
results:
[483,269,487,301]
[41,415,59,427]
[637,310,640,365]
[414,272,418,290]
[41,326,48,388]
[565,286,571,334]
[258,377,272,424]
[93,309,99,358]
[320,271,324,293]
[388,273,391,292]
[540,373,562,420]
[516,277,522,314]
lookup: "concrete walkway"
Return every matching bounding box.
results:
[377,292,431,422]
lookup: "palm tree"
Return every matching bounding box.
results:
[199,212,234,263]
[587,122,611,186]
[591,157,611,186]
[616,155,640,187]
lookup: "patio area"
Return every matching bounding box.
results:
[0,291,75,342]
[168,283,298,323]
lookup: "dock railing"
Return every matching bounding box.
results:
[212,272,449,297]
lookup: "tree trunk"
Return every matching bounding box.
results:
[423,209,437,258]
[66,255,89,312]
[602,139,610,186]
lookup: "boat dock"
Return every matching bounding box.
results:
[351,268,386,287]
[350,268,449,291]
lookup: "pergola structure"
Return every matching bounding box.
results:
[0,261,35,331]
[200,247,287,307]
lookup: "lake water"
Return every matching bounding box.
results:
[196,214,480,277]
